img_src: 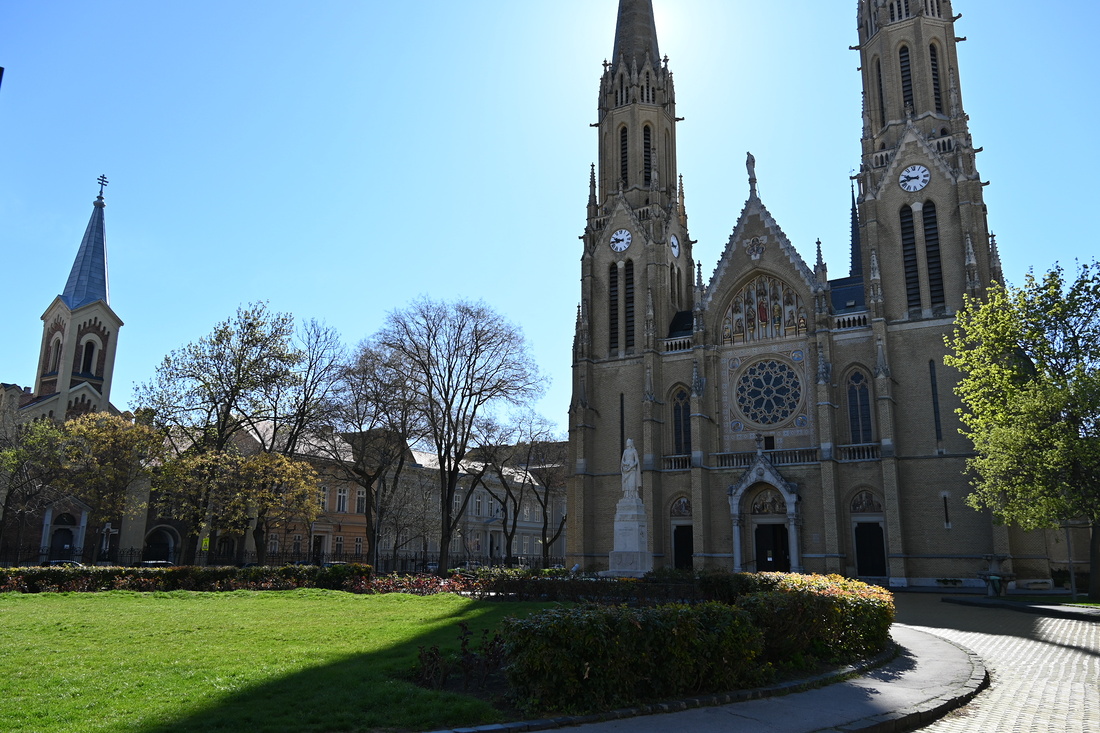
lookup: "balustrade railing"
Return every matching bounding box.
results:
[663,454,690,470]
[837,443,881,461]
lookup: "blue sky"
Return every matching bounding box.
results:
[2,1,1097,433]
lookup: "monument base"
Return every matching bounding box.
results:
[600,550,652,577]
[600,495,653,577]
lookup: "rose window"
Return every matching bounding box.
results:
[736,360,802,425]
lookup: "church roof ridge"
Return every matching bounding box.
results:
[61,177,110,310]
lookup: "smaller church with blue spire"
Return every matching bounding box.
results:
[3,176,124,424]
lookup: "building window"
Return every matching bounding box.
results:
[900,206,920,310]
[334,536,344,556]
[356,488,366,514]
[293,534,302,554]
[523,503,531,521]
[929,360,944,441]
[522,535,530,555]
[609,263,620,351]
[619,125,629,186]
[923,202,944,308]
[625,260,635,350]
[268,535,279,554]
[336,487,348,513]
[899,45,913,111]
[319,487,328,511]
[672,388,692,454]
[453,492,462,516]
[81,342,96,374]
[929,44,943,113]
[488,497,496,518]
[875,59,886,129]
[49,338,62,373]
[475,494,482,517]
[847,371,873,443]
[354,537,363,556]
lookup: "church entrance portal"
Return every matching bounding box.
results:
[754,524,790,571]
[854,522,887,577]
[672,524,693,570]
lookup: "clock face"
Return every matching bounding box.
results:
[898,164,931,192]
[609,228,632,252]
[670,234,680,258]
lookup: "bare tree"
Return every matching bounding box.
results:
[377,298,542,573]
[526,437,568,566]
[315,340,426,566]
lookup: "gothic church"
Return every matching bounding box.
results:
[567,0,1072,588]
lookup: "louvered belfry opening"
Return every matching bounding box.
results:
[899,45,913,111]
[609,263,620,351]
[924,202,944,308]
[625,260,635,349]
[900,205,921,310]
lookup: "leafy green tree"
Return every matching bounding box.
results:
[57,413,165,562]
[0,420,66,553]
[135,302,301,454]
[946,262,1100,598]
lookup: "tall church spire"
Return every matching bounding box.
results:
[849,182,863,278]
[61,175,110,310]
[611,0,660,71]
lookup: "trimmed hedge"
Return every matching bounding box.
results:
[737,573,895,665]
[0,564,373,593]
[500,602,766,712]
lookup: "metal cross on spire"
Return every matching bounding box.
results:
[97,174,109,196]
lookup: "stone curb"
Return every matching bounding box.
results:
[424,643,901,733]
[942,596,1100,622]
[817,630,989,733]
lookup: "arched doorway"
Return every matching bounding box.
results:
[751,489,790,572]
[670,497,693,570]
[144,526,178,562]
[49,513,77,561]
[851,490,887,577]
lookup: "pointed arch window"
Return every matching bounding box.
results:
[900,205,921,310]
[875,59,886,128]
[49,338,63,373]
[923,202,945,309]
[847,371,874,444]
[672,388,692,455]
[625,260,635,350]
[929,44,944,114]
[81,342,96,374]
[643,125,652,187]
[608,263,620,351]
[619,126,629,187]
[899,46,914,112]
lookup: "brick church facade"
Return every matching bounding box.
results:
[566,0,1087,588]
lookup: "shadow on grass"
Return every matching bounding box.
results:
[124,600,525,733]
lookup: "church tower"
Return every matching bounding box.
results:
[853,1,1004,581]
[569,0,696,561]
[855,0,1000,321]
[23,177,123,421]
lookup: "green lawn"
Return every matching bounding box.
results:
[0,589,544,733]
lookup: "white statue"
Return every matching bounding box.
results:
[621,438,640,500]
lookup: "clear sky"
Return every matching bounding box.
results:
[1,1,1097,434]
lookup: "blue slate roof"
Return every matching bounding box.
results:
[60,194,109,309]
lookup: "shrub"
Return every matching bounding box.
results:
[500,602,766,713]
[739,573,894,666]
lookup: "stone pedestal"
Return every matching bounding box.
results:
[601,495,652,577]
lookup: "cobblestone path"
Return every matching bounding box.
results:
[895,594,1100,732]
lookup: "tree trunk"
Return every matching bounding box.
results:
[1089,519,1099,601]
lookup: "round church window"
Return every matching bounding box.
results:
[735,359,802,426]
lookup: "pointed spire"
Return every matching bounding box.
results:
[747,152,758,198]
[849,182,863,277]
[677,174,688,227]
[611,0,660,73]
[990,232,1003,284]
[61,176,110,309]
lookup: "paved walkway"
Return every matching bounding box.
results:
[895,594,1100,732]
